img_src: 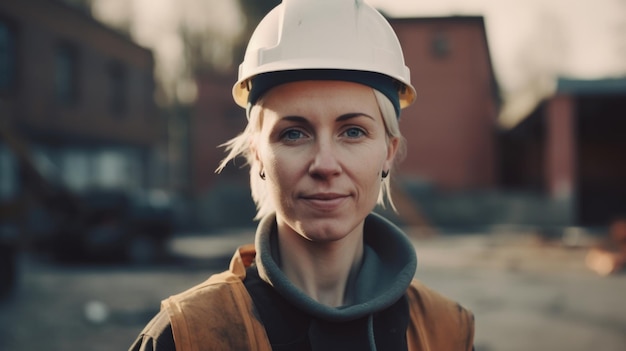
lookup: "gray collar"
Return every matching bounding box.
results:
[254,212,417,322]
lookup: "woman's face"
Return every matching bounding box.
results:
[255,80,399,242]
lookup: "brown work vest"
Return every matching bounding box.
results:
[162,244,474,351]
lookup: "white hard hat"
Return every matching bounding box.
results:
[232,0,416,111]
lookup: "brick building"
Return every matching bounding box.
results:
[501,77,626,227]
[390,16,500,191]
[0,0,162,201]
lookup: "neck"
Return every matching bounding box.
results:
[277,221,364,307]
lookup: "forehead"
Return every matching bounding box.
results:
[259,80,380,117]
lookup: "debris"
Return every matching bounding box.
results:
[585,218,626,276]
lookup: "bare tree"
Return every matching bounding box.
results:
[499,10,570,128]
[232,0,281,64]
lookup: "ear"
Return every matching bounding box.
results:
[383,136,399,171]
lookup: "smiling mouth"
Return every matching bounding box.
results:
[304,193,346,200]
[300,193,349,211]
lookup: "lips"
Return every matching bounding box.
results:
[300,192,349,211]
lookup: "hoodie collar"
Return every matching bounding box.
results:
[254,212,417,322]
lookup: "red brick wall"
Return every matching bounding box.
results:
[390,17,499,191]
[544,95,576,199]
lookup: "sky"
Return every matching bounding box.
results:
[91,0,626,126]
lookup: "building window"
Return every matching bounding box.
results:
[94,150,126,189]
[0,19,17,94]
[108,62,127,115]
[93,148,141,190]
[61,149,91,192]
[431,31,451,59]
[55,43,79,104]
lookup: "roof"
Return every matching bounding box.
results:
[383,15,487,24]
[557,77,626,95]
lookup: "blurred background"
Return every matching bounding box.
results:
[0,0,625,350]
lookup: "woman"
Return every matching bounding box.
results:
[130,0,474,350]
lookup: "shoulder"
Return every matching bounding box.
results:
[406,279,475,327]
[129,310,175,351]
[160,269,269,351]
[162,245,256,310]
[161,269,250,326]
[407,279,473,318]
[406,279,475,350]
[128,272,253,351]
[164,270,243,305]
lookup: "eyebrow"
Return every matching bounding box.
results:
[281,113,375,123]
[337,112,375,122]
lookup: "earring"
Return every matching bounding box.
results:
[381,169,389,179]
[259,170,266,180]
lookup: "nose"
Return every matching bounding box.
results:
[308,137,342,179]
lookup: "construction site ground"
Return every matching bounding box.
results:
[1,228,625,351]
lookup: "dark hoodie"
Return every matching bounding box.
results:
[247,212,417,350]
[128,212,474,351]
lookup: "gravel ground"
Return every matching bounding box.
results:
[1,229,625,351]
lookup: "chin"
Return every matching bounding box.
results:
[295,217,363,243]
[277,201,372,242]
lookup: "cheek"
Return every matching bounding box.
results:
[262,146,286,174]
[349,146,387,184]
[262,148,299,190]
[366,142,389,169]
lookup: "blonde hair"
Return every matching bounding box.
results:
[216,88,406,220]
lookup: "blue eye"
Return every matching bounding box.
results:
[282,129,305,141]
[344,127,365,138]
